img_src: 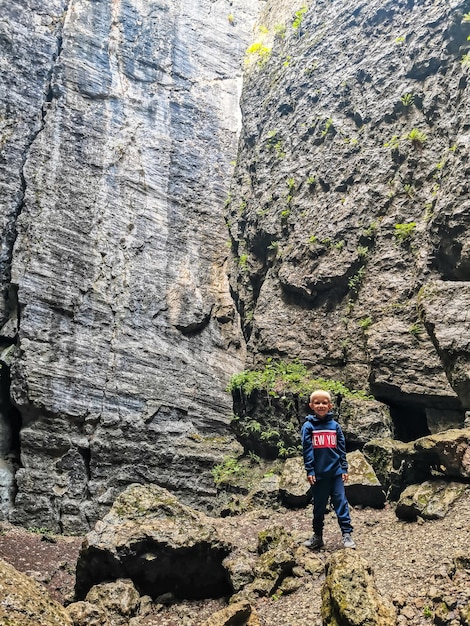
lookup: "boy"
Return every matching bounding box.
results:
[301,389,355,549]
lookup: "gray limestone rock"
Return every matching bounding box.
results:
[279,456,311,507]
[426,407,466,434]
[419,281,470,407]
[412,428,470,479]
[321,550,397,626]
[84,579,141,626]
[364,428,470,499]
[1,0,260,531]
[200,601,258,626]
[345,450,385,509]
[339,397,393,446]
[395,480,468,521]
[227,0,469,426]
[66,600,110,626]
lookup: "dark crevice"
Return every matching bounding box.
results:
[386,402,430,443]
[0,364,22,463]
[0,361,22,516]
[2,4,68,310]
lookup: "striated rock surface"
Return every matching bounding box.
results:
[0,0,261,531]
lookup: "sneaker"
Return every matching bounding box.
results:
[342,533,356,549]
[303,534,324,549]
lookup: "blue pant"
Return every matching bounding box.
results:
[312,474,353,536]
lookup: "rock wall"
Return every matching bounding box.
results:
[0,0,262,532]
[227,0,470,437]
[0,0,469,532]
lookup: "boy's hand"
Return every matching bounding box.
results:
[307,475,316,485]
[342,473,349,482]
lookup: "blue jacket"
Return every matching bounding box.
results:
[301,412,348,478]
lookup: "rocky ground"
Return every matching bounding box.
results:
[1,489,469,625]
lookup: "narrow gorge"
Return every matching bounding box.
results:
[0,0,469,558]
[1,1,470,625]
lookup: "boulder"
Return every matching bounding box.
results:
[413,428,470,479]
[345,450,385,508]
[252,526,296,596]
[363,438,412,499]
[321,550,397,626]
[84,579,142,625]
[419,281,470,407]
[223,550,257,593]
[395,481,468,521]
[365,429,470,500]
[425,408,465,434]
[0,556,73,625]
[339,397,393,446]
[279,457,311,507]
[245,473,281,509]
[230,526,312,602]
[75,483,232,601]
[67,601,110,626]
[200,600,260,626]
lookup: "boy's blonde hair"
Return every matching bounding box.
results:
[309,389,332,403]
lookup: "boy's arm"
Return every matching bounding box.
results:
[336,423,348,472]
[301,422,315,477]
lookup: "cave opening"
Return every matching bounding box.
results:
[388,402,430,442]
[76,541,233,601]
[0,360,22,517]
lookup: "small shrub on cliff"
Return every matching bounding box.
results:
[286,177,296,191]
[407,128,427,146]
[383,135,401,149]
[292,6,308,30]
[400,93,414,107]
[409,322,425,339]
[245,42,272,67]
[348,266,365,294]
[394,222,416,242]
[274,23,286,39]
[321,117,334,137]
[266,130,285,159]
[358,316,373,330]
[238,253,249,270]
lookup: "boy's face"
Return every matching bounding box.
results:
[309,395,332,418]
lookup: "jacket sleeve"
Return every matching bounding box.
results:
[301,421,315,476]
[336,423,348,472]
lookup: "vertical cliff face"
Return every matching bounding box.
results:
[227,0,470,437]
[0,0,262,532]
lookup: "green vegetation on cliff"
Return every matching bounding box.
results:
[227,359,371,399]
